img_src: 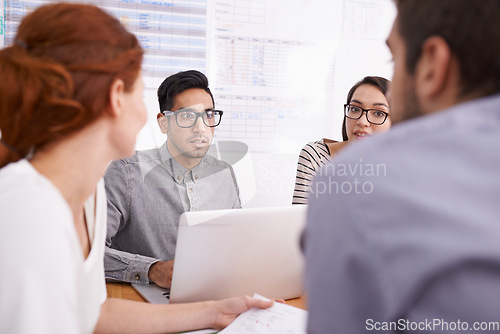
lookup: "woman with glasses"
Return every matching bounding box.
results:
[292,76,391,204]
[0,4,272,333]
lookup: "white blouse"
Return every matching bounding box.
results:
[0,160,107,334]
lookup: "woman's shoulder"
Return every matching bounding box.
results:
[0,160,71,226]
[301,138,346,156]
[297,139,335,167]
[325,140,349,156]
[302,138,333,152]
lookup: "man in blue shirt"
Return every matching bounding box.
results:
[304,1,500,333]
[104,70,241,288]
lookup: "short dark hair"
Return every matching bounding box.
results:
[342,76,390,141]
[157,70,215,112]
[394,0,500,97]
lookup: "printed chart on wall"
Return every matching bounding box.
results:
[2,0,209,88]
[206,0,342,152]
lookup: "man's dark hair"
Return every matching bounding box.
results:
[342,76,390,141]
[394,0,500,97]
[157,70,215,112]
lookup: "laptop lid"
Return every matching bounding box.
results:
[169,205,307,303]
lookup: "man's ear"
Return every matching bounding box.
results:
[415,36,453,101]
[157,113,169,134]
[108,79,126,118]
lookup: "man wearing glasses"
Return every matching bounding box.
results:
[103,70,240,288]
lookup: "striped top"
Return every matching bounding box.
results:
[292,139,338,205]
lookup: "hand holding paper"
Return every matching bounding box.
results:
[218,294,308,334]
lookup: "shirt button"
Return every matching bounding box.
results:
[177,176,181,181]
[135,274,140,280]
[189,188,193,193]
[195,175,198,180]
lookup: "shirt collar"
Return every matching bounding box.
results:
[158,141,205,184]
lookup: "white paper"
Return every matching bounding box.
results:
[218,293,308,334]
[179,329,217,334]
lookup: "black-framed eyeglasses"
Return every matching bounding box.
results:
[161,108,223,128]
[344,104,389,125]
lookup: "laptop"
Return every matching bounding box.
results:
[132,205,307,304]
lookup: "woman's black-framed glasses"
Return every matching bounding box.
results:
[344,104,389,125]
[161,108,223,128]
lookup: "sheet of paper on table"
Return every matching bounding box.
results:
[218,293,308,334]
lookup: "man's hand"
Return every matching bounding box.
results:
[212,295,273,329]
[148,260,174,288]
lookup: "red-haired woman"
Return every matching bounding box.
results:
[0,4,271,333]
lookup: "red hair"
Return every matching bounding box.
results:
[0,3,144,167]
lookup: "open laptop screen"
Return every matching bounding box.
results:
[169,205,307,303]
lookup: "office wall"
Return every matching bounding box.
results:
[1,0,396,207]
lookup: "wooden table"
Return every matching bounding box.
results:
[106,282,307,310]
